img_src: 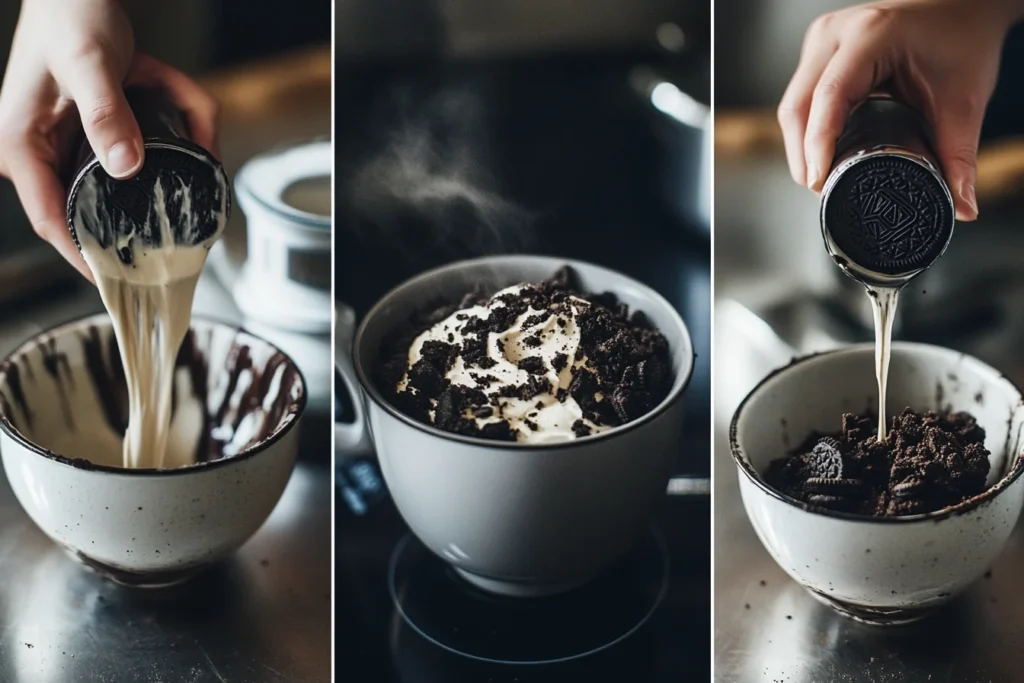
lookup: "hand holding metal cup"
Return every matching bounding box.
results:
[65,87,231,264]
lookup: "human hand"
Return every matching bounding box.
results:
[778,0,1022,221]
[0,0,220,281]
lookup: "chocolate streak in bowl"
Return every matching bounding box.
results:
[0,315,305,471]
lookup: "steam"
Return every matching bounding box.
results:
[344,87,534,256]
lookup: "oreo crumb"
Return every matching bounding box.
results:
[765,408,991,517]
[552,353,569,373]
[518,356,546,375]
[572,420,592,438]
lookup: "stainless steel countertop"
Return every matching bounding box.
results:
[0,277,332,683]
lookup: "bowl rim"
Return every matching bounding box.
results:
[729,342,1024,524]
[353,254,696,451]
[0,313,308,477]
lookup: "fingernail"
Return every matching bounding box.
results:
[806,163,820,190]
[959,182,979,219]
[105,141,141,178]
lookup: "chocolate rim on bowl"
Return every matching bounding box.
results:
[729,344,1024,524]
[0,314,307,477]
[352,255,696,451]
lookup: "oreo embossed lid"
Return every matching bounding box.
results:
[820,97,955,288]
[65,87,231,262]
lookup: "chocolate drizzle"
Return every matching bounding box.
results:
[0,390,16,430]
[39,335,76,429]
[81,326,128,436]
[175,330,212,462]
[214,345,252,426]
[3,361,32,429]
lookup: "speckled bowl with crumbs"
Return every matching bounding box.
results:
[0,314,306,587]
[731,343,1024,624]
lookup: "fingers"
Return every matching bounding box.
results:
[803,39,884,192]
[931,100,985,221]
[4,146,94,283]
[51,50,144,180]
[778,21,838,186]
[128,53,221,157]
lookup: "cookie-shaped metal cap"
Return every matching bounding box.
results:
[64,87,231,265]
[823,153,953,280]
[67,144,230,263]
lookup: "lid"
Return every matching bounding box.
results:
[67,143,231,263]
[821,151,954,286]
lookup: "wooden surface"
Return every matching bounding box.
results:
[715,107,1024,204]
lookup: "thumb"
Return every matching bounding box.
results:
[54,52,144,179]
[931,103,984,222]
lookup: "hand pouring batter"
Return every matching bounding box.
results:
[66,89,231,469]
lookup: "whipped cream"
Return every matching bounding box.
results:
[75,170,227,468]
[399,284,610,444]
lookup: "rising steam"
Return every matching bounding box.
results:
[344,86,534,256]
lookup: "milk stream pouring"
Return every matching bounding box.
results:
[819,96,955,442]
[65,87,231,469]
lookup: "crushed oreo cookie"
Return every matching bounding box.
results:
[765,409,992,516]
[377,265,674,442]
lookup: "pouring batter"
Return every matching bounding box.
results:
[74,170,228,468]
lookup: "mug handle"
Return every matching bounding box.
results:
[666,476,710,496]
[335,303,374,457]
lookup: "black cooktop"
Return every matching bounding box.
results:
[334,53,710,682]
[337,479,709,682]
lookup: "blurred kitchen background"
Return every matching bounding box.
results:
[334,2,713,681]
[715,3,1024,681]
[0,3,332,683]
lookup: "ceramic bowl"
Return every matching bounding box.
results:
[731,342,1024,624]
[348,255,694,597]
[0,314,306,587]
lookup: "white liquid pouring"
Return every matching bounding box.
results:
[74,173,227,469]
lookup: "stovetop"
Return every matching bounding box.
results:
[337,486,710,683]
[334,54,710,682]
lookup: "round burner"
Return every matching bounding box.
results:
[388,526,669,665]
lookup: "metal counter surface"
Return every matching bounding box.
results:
[0,277,332,683]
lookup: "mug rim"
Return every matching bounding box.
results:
[353,254,696,451]
[0,313,308,477]
[729,342,1024,524]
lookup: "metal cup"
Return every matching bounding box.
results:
[64,87,231,265]
[820,96,955,289]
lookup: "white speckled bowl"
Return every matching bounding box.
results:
[731,343,1024,624]
[0,314,306,587]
